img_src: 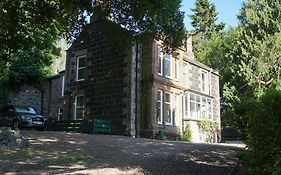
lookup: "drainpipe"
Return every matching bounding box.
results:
[135,40,139,138]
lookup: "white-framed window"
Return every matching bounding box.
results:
[76,55,86,81]
[74,95,84,120]
[174,93,180,126]
[164,92,173,125]
[58,107,63,121]
[164,52,171,78]
[61,75,65,97]
[184,93,189,118]
[157,90,163,124]
[157,46,163,76]
[183,62,188,87]
[201,70,208,93]
[188,92,213,120]
[174,58,179,81]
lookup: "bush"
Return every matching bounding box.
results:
[181,125,192,142]
[242,90,281,174]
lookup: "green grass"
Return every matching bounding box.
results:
[63,151,92,163]
[0,149,34,160]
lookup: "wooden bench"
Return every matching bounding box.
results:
[93,119,112,134]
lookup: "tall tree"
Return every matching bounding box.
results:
[211,0,281,131]
[189,0,224,38]
[189,0,224,64]
[95,0,186,48]
[0,0,185,88]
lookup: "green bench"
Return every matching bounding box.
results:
[93,119,112,134]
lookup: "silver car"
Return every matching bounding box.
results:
[0,105,45,130]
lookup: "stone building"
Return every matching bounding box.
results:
[7,71,65,121]
[43,71,65,121]
[8,85,44,114]
[63,21,220,142]
[141,38,220,142]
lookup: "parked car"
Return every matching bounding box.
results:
[0,105,45,131]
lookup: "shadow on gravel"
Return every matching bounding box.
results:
[0,131,242,175]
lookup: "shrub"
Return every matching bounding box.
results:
[242,90,281,174]
[181,125,192,142]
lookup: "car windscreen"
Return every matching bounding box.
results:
[15,106,36,114]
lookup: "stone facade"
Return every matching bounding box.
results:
[8,85,44,114]
[8,71,65,121]
[63,22,220,142]
[64,23,134,135]
[140,39,220,142]
[44,71,65,121]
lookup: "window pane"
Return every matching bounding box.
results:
[156,101,161,122]
[78,68,85,80]
[190,93,195,101]
[190,102,196,118]
[165,93,171,103]
[76,96,84,107]
[165,93,172,124]
[175,59,179,80]
[165,104,172,123]
[76,108,83,119]
[185,95,188,117]
[165,53,171,77]
[78,56,86,67]
[157,90,163,124]
[196,95,200,103]
[157,47,162,75]
[196,103,201,118]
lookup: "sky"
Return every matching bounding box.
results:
[181,0,245,30]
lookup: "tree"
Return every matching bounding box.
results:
[189,0,224,38]
[95,0,186,48]
[0,0,185,89]
[0,0,93,88]
[189,0,225,64]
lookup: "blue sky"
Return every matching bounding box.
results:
[181,0,245,30]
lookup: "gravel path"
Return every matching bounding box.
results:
[0,131,243,175]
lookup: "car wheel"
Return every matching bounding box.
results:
[12,120,19,130]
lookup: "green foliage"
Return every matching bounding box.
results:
[181,125,192,142]
[189,0,224,38]
[198,120,218,132]
[95,0,186,49]
[241,90,281,175]
[0,0,185,88]
[0,0,92,86]
[0,85,8,108]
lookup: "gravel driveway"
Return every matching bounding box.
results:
[0,131,243,175]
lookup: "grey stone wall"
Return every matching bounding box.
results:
[210,73,220,123]
[44,72,65,120]
[64,23,133,135]
[8,85,43,114]
[188,63,201,92]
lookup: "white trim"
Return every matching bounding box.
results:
[165,92,173,125]
[74,95,84,120]
[183,62,189,88]
[174,93,180,126]
[61,75,65,97]
[174,58,179,81]
[76,55,86,81]
[164,52,172,79]
[201,69,209,94]
[157,90,163,125]
[58,107,63,121]
[187,92,213,120]
[157,46,163,76]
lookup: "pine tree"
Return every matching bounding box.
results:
[189,0,224,38]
